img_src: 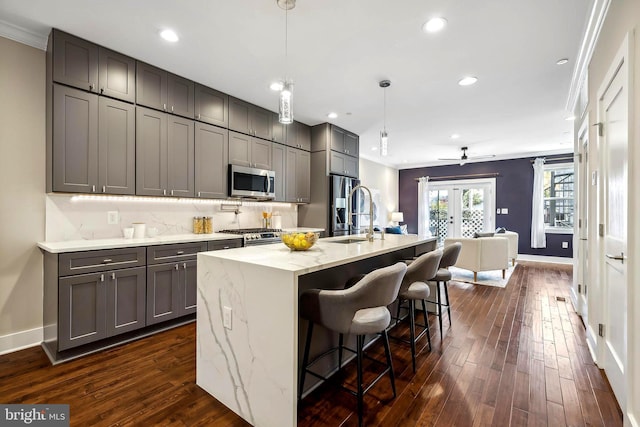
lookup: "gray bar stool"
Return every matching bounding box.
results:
[430,242,462,339]
[393,249,443,372]
[298,262,407,427]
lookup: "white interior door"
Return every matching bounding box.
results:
[576,122,589,320]
[598,39,628,409]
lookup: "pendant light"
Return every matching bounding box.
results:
[277,0,295,124]
[379,80,391,156]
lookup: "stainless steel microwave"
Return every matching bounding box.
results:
[228,164,275,199]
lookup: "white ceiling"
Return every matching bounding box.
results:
[0,0,592,169]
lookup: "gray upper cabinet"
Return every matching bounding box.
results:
[311,123,359,158]
[344,131,359,157]
[167,73,195,118]
[330,151,359,178]
[98,97,135,195]
[98,48,135,103]
[167,115,195,197]
[195,84,228,127]
[53,84,98,193]
[229,131,272,170]
[286,121,311,151]
[286,147,310,203]
[272,143,286,201]
[195,123,229,199]
[52,30,99,93]
[136,62,168,112]
[272,111,286,144]
[229,97,273,140]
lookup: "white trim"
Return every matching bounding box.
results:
[516,254,573,264]
[566,0,611,113]
[0,327,43,356]
[545,228,574,235]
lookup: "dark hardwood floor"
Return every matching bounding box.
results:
[0,261,622,426]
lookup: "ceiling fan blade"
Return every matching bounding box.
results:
[468,154,496,159]
[437,157,463,161]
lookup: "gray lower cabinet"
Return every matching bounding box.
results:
[229,131,272,170]
[286,147,310,203]
[52,84,135,194]
[136,107,194,197]
[195,84,228,127]
[195,123,228,199]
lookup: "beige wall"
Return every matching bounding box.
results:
[580,0,640,423]
[358,158,399,227]
[0,36,46,348]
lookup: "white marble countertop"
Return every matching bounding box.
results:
[37,233,243,253]
[199,234,434,275]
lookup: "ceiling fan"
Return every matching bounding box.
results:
[438,146,496,165]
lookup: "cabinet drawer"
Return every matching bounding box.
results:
[146,242,207,264]
[59,247,145,276]
[208,239,242,251]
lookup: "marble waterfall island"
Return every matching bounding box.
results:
[196,234,436,427]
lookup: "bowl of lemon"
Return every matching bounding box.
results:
[281,231,320,251]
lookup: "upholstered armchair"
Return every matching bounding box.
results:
[443,236,509,282]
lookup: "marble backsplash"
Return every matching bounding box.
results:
[45,194,299,242]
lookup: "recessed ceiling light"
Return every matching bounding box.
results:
[270,81,284,91]
[565,115,576,121]
[160,29,179,42]
[450,133,460,139]
[458,76,478,86]
[402,160,408,163]
[371,146,378,151]
[327,112,338,119]
[422,17,447,33]
[556,58,569,65]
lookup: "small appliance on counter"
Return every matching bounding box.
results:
[132,223,146,238]
[218,228,283,246]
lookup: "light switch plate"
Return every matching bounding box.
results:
[562,242,569,249]
[107,211,119,224]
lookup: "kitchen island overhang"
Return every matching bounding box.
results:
[196,234,437,427]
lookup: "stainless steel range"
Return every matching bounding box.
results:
[219,228,283,246]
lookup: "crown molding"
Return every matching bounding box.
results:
[565,0,611,113]
[0,19,48,50]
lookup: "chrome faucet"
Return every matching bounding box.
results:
[348,185,375,242]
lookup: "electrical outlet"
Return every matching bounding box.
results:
[496,208,501,214]
[562,241,569,249]
[107,211,119,225]
[223,306,232,330]
[501,208,509,214]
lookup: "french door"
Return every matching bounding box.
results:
[428,178,496,245]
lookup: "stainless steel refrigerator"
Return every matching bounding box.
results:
[330,175,360,236]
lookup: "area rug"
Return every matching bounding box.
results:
[449,264,516,288]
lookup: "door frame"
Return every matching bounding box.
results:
[573,114,589,319]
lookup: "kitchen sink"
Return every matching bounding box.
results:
[330,238,369,244]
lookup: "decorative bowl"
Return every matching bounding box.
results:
[281,231,319,251]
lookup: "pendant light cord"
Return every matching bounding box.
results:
[284,5,288,80]
[383,86,387,132]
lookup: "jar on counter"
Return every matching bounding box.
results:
[193,217,204,234]
[204,217,213,234]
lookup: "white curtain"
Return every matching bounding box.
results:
[417,177,431,237]
[531,158,546,248]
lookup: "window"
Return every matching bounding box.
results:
[543,163,574,233]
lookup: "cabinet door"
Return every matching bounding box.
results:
[195,84,228,127]
[272,143,286,201]
[52,30,99,92]
[228,97,252,134]
[329,151,346,176]
[330,125,345,152]
[344,131,359,157]
[345,155,359,178]
[272,111,286,144]
[167,73,195,118]
[98,97,135,195]
[178,260,198,316]
[296,122,311,151]
[296,149,311,202]
[98,47,135,103]
[106,267,146,337]
[251,139,272,170]
[53,84,98,193]
[167,115,195,197]
[195,123,229,199]
[285,148,297,202]
[136,107,168,196]
[146,263,180,325]
[136,62,168,111]
[59,272,107,350]
[250,106,272,140]
[228,131,251,167]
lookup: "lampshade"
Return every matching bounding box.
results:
[391,212,404,223]
[279,81,293,124]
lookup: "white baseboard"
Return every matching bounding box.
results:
[0,327,43,356]
[517,254,574,264]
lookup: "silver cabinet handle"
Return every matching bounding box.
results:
[102,185,106,193]
[176,250,184,255]
[100,87,104,94]
[171,106,174,113]
[223,246,230,249]
[90,84,95,91]
[100,274,104,282]
[171,190,174,196]
[163,103,167,111]
[112,272,116,280]
[163,189,167,196]
[197,191,201,197]
[197,113,201,120]
[103,259,113,263]
[175,264,179,270]
[92,185,96,192]
[606,252,626,263]
[183,263,186,269]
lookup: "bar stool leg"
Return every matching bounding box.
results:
[299,321,314,400]
[338,333,344,370]
[395,298,403,327]
[408,300,417,372]
[436,281,443,339]
[443,280,452,326]
[381,329,396,397]
[421,299,432,351]
[356,335,364,427]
